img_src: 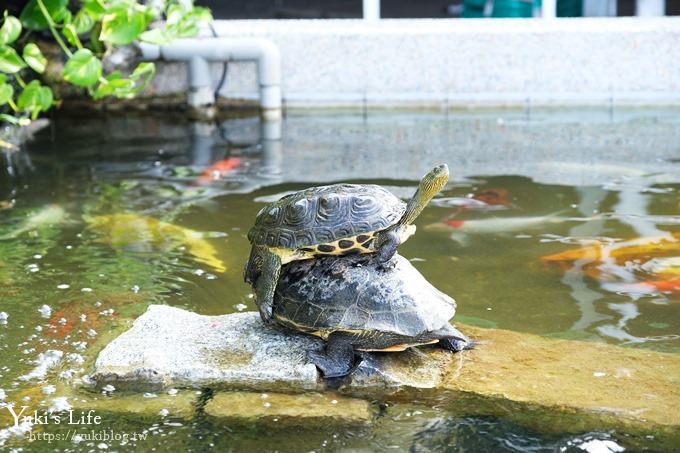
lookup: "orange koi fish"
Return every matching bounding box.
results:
[196,157,242,185]
[541,233,680,264]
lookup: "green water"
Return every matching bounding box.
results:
[1,110,679,451]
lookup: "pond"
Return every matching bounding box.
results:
[1,108,679,451]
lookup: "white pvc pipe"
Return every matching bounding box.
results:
[542,0,557,18]
[636,0,665,16]
[363,0,380,20]
[139,38,282,112]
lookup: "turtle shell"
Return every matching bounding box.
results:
[273,254,456,338]
[248,184,405,249]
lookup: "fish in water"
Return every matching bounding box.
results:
[471,188,512,208]
[84,213,227,273]
[0,205,68,240]
[196,157,242,185]
[429,197,503,211]
[541,233,680,264]
[425,212,583,246]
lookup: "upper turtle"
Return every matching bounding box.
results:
[247,184,405,250]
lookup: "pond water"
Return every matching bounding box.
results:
[1,108,679,451]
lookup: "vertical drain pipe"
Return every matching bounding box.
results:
[138,38,282,120]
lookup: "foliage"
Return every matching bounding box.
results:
[0,1,212,125]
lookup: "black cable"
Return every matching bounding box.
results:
[209,22,228,100]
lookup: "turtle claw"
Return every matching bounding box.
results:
[307,351,353,379]
[377,258,397,271]
[439,337,474,352]
[257,302,274,325]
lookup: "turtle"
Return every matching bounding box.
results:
[245,164,450,323]
[273,252,472,378]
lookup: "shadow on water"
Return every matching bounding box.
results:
[1,109,680,450]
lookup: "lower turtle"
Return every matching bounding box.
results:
[273,253,472,378]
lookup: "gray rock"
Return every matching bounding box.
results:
[92,305,323,392]
[91,305,450,392]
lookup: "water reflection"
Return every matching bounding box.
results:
[1,110,680,450]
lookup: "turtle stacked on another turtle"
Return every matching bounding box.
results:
[244,164,472,378]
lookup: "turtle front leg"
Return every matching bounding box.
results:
[253,250,282,324]
[375,229,400,264]
[308,332,357,378]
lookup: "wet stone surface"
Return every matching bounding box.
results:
[91,305,449,393]
[204,391,373,425]
[91,305,322,392]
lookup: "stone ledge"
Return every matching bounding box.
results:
[91,304,680,434]
[140,17,680,107]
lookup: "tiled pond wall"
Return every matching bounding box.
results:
[143,18,680,110]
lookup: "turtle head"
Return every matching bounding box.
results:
[395,164,450,228]
[420,164,449,199]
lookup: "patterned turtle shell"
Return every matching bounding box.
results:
[248,184,405,249]
[274,254,456,337]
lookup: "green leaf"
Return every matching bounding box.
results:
[130,61,155,81]
[83,0,106,17]
[73,9,96,34]
[139,27,172,45]
[93,61,156,100]
[0,83,14,105]
[62,24,82,48]
[60,10,72,25]
[22,43,47,73]
[166,4,185,27]
[20,0,69,31]
[0,46,27,73]
[100,3,151,45]
[62,48,101,87]
[0,113,22,125]
[0,15,22,45]
[0,73,6,84]
[93,71,133,100]
[17,80,53,119]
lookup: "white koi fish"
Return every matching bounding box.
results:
[0,205,68,240]
[425,212,585,245]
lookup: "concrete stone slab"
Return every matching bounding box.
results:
[91,305,323,392]
[68,388,199,420]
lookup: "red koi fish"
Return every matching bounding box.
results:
[196,157,242,185]
[472,188,511,207]
[638,280,680,292]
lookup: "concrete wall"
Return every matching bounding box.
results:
[146,18,680,109]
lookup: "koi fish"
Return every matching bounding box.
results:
[640,257,680,277]
[640,280,680,292]
[85,213,227,273]
[196,157,242,185]
[471,188,512,207]
[541,234,680,264]
[606,279,680,295]
[429,197,500,211]
[0,205,67,240]
[425,212,578,246]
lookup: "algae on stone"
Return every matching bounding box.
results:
[204,391,373,425]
